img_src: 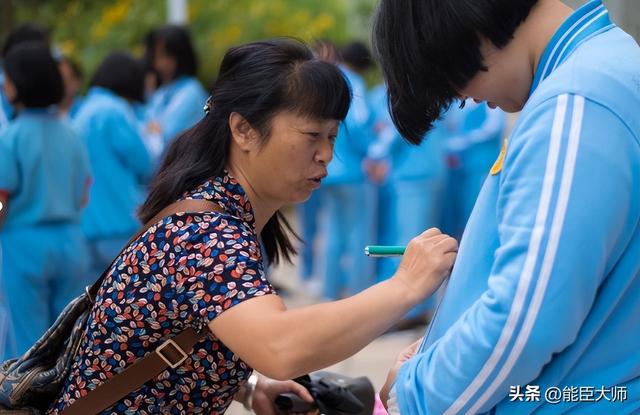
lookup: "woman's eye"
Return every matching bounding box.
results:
[306,132,320,138]
[328,134,337,142]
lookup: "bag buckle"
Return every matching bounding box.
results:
[156,339,188,369]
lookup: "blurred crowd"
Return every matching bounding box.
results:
[0,23,507,360]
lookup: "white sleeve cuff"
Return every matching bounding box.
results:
[387,385,401,415]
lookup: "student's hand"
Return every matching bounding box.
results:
[252,376,315,415]
[380,338,422,408]
[392,228,457,302]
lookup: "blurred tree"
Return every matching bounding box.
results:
[2,0,380,89]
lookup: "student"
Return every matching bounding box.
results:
[48,38,457,415]
[73,52,153,279]
[0,23,50,132]
[143,25,207,150]
[0,42,91,359]
[374,0,640,413]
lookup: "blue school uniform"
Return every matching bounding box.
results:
[0,71,13,133]
[389,2,640,414]
[0,109,91,358]
[145,75,207,145]
[0,244,10,360]
[73,87,152,278]
[321,66,376,299]
[66,94,84,119]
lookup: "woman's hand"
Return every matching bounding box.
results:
[252,376,315,415]
[380,338,423,408]
[392,228,457,303]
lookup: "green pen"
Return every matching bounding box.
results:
[364,245,406,257]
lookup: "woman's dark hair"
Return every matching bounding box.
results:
[373,0,538,144]
[146,25,198,79]
[139,38,351,265]
[2,23,49,58]
[3,41,63,108]
[340,41,373,73]
[90,52,145,102]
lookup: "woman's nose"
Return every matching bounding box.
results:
[315,136,334,165]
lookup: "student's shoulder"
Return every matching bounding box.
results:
[531,29,640,128]
[79,93,133,121]
[54,116,84,143]
[178,78,207,100]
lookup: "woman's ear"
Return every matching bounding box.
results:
[229,112,258,153]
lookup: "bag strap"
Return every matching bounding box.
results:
[61,198,223,415]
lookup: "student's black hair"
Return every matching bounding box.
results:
[1,23,49,58]
[90,52,145,103]
[3,41,62,108]
[139,38,351,265]
[373,0,538,144]
[340,41,373,73]
[147,25,198,79]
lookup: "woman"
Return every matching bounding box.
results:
[144,25,207,151]
[73,52,153,280]
[49,39,457,414]
[0,42,91,359]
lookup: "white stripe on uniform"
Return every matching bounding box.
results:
[467,95,585,413]
[443,94,570,415]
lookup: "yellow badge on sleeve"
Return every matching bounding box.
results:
[490,139,508,175]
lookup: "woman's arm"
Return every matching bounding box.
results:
[209,228,457,380]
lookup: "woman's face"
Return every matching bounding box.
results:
[153,41,177,83]
[242,110,338,206]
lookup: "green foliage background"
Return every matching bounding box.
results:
[2,0,378,87]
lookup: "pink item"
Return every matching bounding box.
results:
[373,394,389,415]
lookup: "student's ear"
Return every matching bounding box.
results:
[229,112,259,153]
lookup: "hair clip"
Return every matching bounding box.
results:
[203,96,213,115]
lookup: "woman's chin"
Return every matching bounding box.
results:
[291,189,314,204]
